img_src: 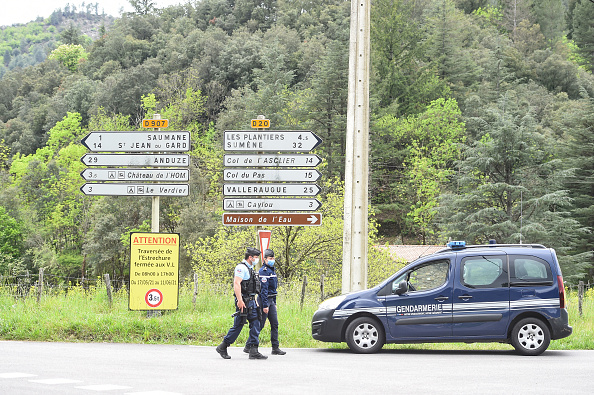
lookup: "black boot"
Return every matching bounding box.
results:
[249,345,268,360]
[271,346,286,355]
[216,341,231,359]
[243,344,251,353]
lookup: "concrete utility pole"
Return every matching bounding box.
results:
[342,0,370,294]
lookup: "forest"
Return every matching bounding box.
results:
[0,0,594,293]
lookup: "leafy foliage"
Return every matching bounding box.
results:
[1,0,594,285]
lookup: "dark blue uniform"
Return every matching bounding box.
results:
[259,264,280,348]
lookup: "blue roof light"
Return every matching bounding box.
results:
[447,240,466,250]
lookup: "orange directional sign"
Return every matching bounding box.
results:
[251,119,270,128]
[143,119,169,128]
[223,213,322,226]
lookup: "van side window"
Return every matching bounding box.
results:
[461,256,507,288]
[510,255,552,285]
[407,259,450,292]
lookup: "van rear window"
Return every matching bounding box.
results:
[510,255,553,286]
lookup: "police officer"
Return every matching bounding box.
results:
[216,247,267,360]
[258,249,286,355]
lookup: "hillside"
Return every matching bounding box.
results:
[0,0,594,286]
[1,5,114,76]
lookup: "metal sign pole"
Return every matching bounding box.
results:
[151,114,161,233]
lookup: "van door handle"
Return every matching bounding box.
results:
[458,295,473,300]
[435,296,449,302]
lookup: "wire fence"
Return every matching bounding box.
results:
[0,271,336,308]
[2,272,592,316]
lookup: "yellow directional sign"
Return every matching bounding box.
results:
[143,119,169,128]
[129,233,179,310]
[251,119,270,128]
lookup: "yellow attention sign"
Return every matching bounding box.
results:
[251,119,270,128]
[129,233,180,310]
[142,119,169,128]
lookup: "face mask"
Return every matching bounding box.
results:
[253,258,259,265]
[267,260,275,267]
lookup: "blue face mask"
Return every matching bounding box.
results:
[267,259,275,267]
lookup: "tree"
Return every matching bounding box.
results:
[438,92,585,256]
[48,44,88,72]
[371,98,465,243]
[0,206,26,275]
[371,0,447,116]
[560,97,594,282]
[532,0,565,43]
[60,23,85,46]
[185,179,391,294]
[572,0,594,69]
[128,0,156,15]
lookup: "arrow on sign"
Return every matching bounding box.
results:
[81,168,189,182]
[224,154,322,167]
[80,154,189,167]
[80,183,189,196]
[222,213,322,226]
[81,131,190,152]
[307,215,319,224]
[224,131,322,152]
[223,183,320,197]
[223,198,321,211]
[224,169,322,182]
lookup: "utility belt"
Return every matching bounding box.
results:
[233,294,261,323]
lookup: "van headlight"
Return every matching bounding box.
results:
[318,295,347,310]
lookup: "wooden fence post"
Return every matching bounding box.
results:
[300,275,308,310]
[104,274,113,308]
[192,272,198,310]
[578,281,584,317]
[37,268,44,304]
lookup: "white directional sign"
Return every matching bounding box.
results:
[223,198,321,211]
[224,183,320,196]
[81,154,190,167]
[81,131,190,152]
[224,169,321,182]
[224,154,322,167]
[80,183,189,196]
[224,131,322,152]
[81,168,189,182]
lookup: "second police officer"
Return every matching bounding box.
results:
[258,249,286,355]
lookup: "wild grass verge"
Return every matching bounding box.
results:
[0,282,592,351]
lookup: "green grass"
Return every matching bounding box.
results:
[1,282,592,351]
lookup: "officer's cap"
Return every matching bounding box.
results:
[264,249,275,258]
[246,247,261,256]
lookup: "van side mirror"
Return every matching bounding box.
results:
[394,280,408,295]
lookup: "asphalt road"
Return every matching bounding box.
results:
[0,341,591,394]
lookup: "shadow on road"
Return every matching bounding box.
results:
[311,347,570,357]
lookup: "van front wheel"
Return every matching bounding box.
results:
[345,317,385,354]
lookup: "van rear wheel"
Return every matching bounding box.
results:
[345,317,385,354]
[511,318,550,356]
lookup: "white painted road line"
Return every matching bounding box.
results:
[29,378,84,385]
[76,384,133,391]
[0,373,37,379]
[125,391,185,395]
